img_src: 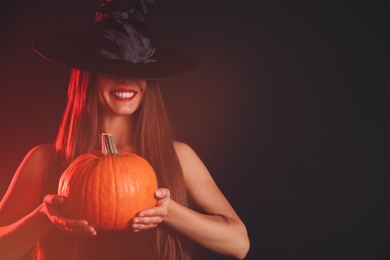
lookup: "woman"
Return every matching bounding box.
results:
[0,1,250,259]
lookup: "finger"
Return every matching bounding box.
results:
[57,220,97,236]
[155,188,170,199]
[63,219,89,229]
[44,194,64,205]
[73,226,97,236]
[53,217,88,232]
[62,226,97,236]
[131,223,158,232]
[132,216,163,225]
[136,207,167,218]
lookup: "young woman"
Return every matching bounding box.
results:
[0,1,250,259]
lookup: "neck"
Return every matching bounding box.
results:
[99,114,136,153]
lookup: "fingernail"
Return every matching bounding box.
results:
[155,189,161,196]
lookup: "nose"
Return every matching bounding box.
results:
[114,77,136,85]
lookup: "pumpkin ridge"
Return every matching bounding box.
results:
[80,157,92,222]
[82,156,94,227]
[120,155,131,228]
[111,156,118,230]
[96,157,103,229]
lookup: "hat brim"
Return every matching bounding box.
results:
[32,32,194,80]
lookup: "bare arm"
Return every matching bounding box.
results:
[0,145,95,259]
[0,204,53,259]
[132,142,250,259]
[0,145,54,259]
[168,142,249,258]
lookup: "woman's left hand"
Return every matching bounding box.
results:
[129,188,170,232]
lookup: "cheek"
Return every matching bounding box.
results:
[97,90,112,110]
[97,91,105,105]
[137,80,147,92]
[137,89,147,107]
[136,83,147,104]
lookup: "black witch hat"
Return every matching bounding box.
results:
[32,0,194,79]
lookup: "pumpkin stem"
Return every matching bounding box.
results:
[102,133,120,156]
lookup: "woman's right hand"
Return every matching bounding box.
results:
[41,194,97,236]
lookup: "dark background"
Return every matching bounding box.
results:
[0,1,388,259]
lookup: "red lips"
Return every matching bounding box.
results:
[110,88,138,102]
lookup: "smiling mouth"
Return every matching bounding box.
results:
[110,90,137,101]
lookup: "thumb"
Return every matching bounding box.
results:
[44,194,64,205]
[155,188,170,199]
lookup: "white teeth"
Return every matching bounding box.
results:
[112,92,135,98]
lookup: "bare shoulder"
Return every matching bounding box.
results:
[173,141,211,180]
[173,141,196,158]
[172,142,239,218]
[25,143,56,160]
[173,141,202,171]
[17,143,57,182]
[10,143,56,180]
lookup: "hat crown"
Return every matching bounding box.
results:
[94,0,155,22]
[86,0,157,63]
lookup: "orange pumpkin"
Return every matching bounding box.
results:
[57,133,158,231]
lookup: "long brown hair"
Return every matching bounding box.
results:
[34,69,191,259]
